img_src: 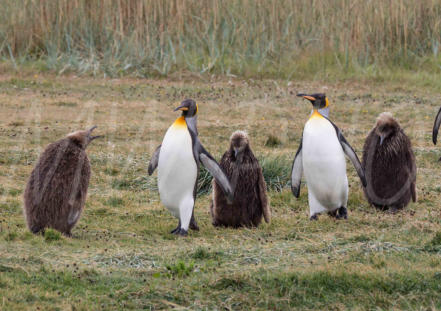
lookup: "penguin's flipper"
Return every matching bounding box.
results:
[199,149,234,203]
[291,140,303,198]
[258,168,271,223]
[338,132,367,187]
[411,181,417,203]
[148,144,161,175]
[433,107,441,145]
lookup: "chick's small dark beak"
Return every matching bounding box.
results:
[88,125,98,133]
[234,148,239,158]
[379,135,385,145]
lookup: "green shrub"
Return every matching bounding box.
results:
[191,247,225,260]
[265,135,282,147]
[4,232,18,241]
[425,231,441,252]
[106,197,124,207]
[259,156,291,192]
[166,261,194,277]
[44,229,61,242]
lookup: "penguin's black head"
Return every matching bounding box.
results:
[174,99,198,117]
[375,112,400,145]
[297,93,329,109]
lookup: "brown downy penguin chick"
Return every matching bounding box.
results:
[23,126,102,236]
[210,131,270,227]
[362,113,416,211]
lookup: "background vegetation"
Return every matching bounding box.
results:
[1,0,441,79]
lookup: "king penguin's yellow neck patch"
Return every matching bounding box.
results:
[309,109,324,120]
[172,116,187,129]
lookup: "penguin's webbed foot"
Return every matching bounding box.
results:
[171,226,188,237]
[336,206,348,220]
[178,229,188,236]
[170,221,181,234]
[310,214,318,221]
[172,228,188,237]
[30,225,45,235]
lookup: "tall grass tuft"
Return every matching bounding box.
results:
[196,155,291,195]
[259,155,291,192]
[1,0,441,78]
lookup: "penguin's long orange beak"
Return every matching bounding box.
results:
[302,95,316,101]
[174,104,189,112]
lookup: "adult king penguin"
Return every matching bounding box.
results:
[432,107,441,161]
[291,93,367,220]
[148,99,234,236]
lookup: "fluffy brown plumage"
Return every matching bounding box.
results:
[23,126,101,236]
[362,113,416,211]
[210,131,270,227]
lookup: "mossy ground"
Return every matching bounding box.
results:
[0,72,440,310]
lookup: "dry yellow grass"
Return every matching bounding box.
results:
[1,0,441,77]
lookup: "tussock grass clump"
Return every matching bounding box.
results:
[166,261,194,278]
[106,197,124,207]
[196,155,292,195]
[211,277,250,290]
[0,201,21,214]
[44,229,61,242]
[259,156,291,192]
[1,1,441,78]
[191,247,225,261]
[425,231,441,252]
[0,265,14,273]
[8,188,22,196]
[4,232,17,241]
[53,102,77,107]
[196,166,213,195]
[111,177,157,192]
[103,167,119,176]
[265,135,282,148]
[430,232,441,246]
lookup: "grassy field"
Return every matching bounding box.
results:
[0,70,441,310]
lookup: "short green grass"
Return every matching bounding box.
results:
[0,72,440,310]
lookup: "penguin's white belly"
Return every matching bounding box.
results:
[302,117,348,212]
[157,126,197,218]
